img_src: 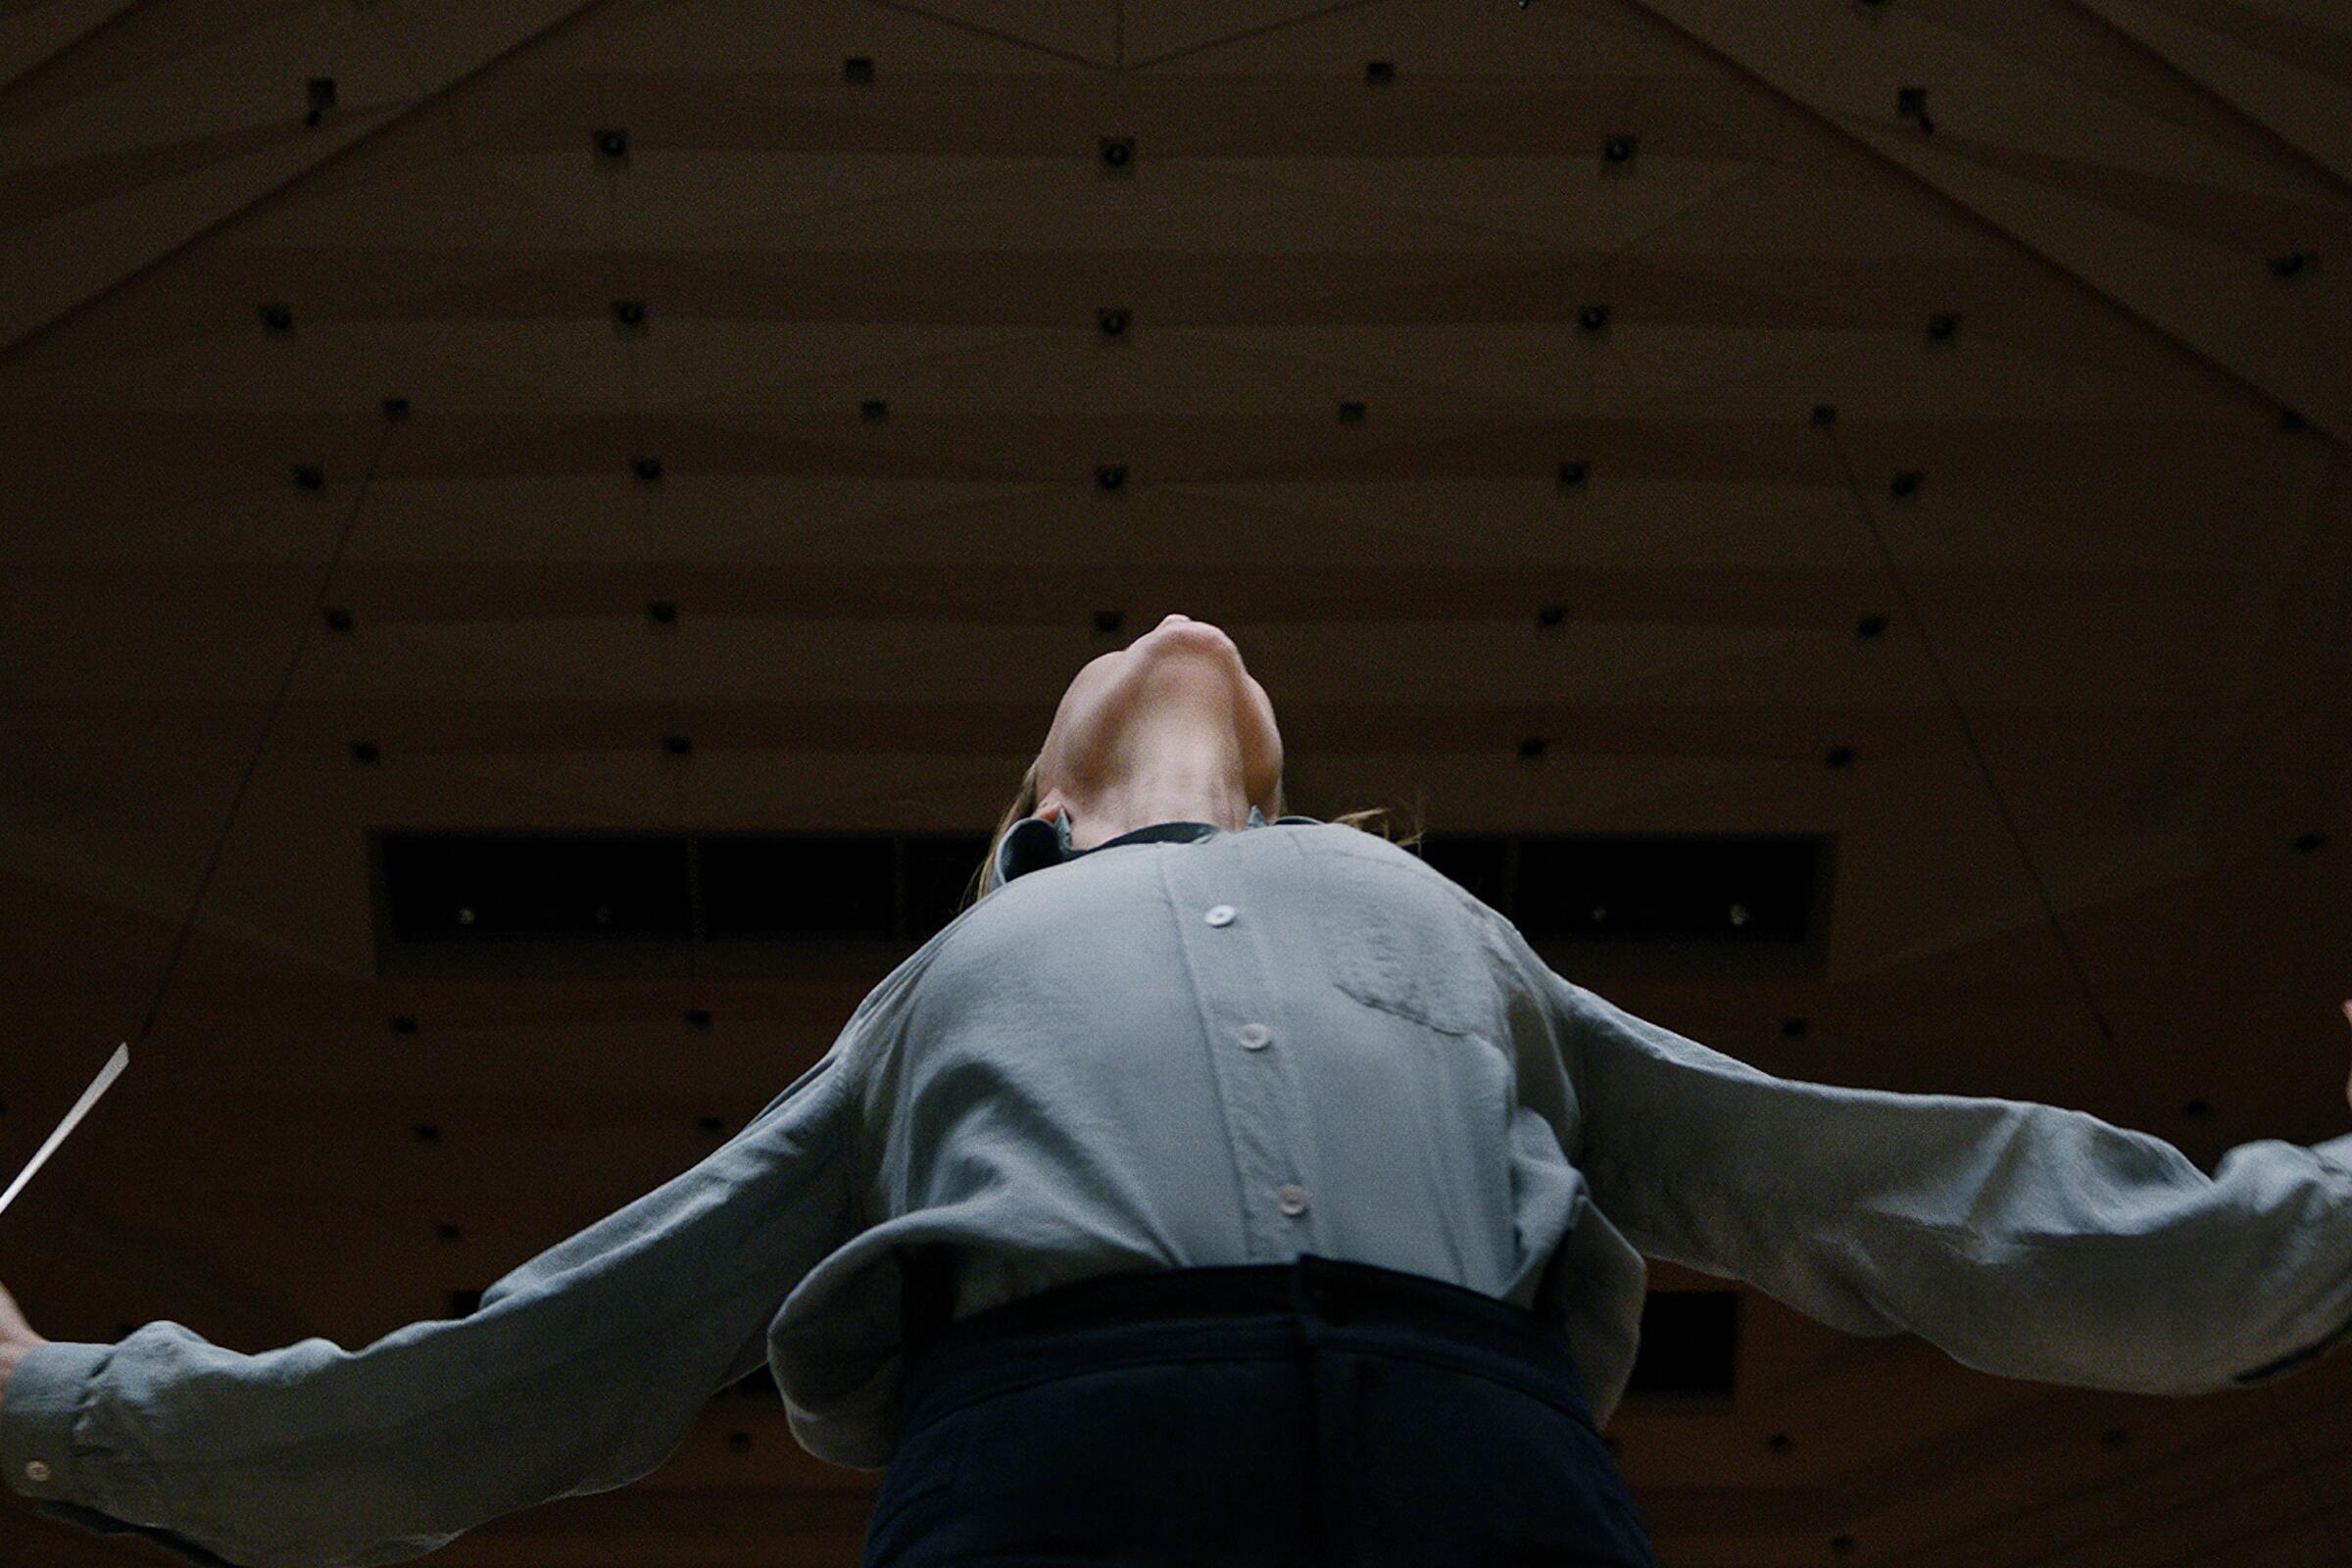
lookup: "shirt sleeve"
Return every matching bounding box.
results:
[0,1033,860,1568]
[1548,970,2352,1396]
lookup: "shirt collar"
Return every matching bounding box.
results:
[988,803,1324,893]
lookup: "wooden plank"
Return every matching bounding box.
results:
[1624,0,2352,443]
[0,0,145,94]
[2076,0,2352,191]
[0,0,609,359]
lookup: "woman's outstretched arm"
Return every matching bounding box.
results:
[0,1036,861,1568]
[1542,970,2352,1396]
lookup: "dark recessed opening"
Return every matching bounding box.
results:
[705,836,897,937]
[1625,1291,1738,1396]
[1522,834,1818,941]
[905,835,995,931]
[1418,832,1824,944]
[381,834,690,939]
[1416,836,1511,910]
[377,831,995,956]
[375,829,1825,972]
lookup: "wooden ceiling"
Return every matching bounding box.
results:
[3,0,2350,1563]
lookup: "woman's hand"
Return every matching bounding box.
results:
[0,1281,47,1412]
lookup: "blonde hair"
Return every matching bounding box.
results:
[959,757,1425,913]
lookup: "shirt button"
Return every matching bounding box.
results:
[1204,904,1236,927]
[24,1460,51,1483]
[1276,1184,1309,1216]
[1237,1023,1271,1051]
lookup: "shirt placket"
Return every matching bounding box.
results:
[1165,848,1310,1259]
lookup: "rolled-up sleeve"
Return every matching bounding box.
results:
[1551,971,2352,1396]
[0,1036,858,1568]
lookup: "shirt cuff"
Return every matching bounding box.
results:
[2,1341,114,1503]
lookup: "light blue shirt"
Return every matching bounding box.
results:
[7,811,2350,1568]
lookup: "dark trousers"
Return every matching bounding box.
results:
[862,1250,1662,1567]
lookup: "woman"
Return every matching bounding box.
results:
[5,612,2351,1568]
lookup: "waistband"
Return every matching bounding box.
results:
[894,1250,1595,1441]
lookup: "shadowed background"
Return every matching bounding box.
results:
[1,1,2349,1564]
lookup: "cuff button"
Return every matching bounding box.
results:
[24,1460,52,1483]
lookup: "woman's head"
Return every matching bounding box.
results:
[1029,612,1283,843]
[959,614,1423,910]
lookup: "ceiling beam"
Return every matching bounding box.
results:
[0,0,613,364]
[1619,0,2352,445]
[0,0,148,97]
[2072,0,2352,196]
